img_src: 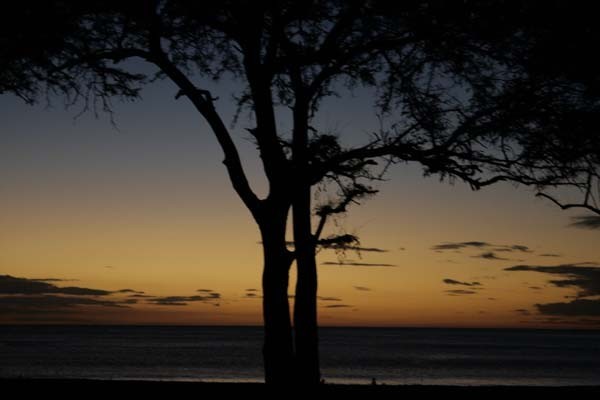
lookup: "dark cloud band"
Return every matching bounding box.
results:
[443,279,481,287]
[321,261,396,267]
[0,275,111,296]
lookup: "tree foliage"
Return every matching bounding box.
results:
[4,1,597,218]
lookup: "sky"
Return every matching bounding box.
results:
[1,75,599,328]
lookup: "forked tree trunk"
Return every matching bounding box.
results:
[259,212,295,385]
[293,185,321,384]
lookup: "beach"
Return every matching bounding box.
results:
[2,379,599,396]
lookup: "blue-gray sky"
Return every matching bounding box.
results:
[1,75,599,327]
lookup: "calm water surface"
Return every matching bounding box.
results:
[1,326,599,385]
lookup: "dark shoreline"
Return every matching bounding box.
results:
[2,379,599,395]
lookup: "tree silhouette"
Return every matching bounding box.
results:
[490,2,600,222]
[2,0,600,384]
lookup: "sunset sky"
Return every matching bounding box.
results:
[1,76,599,328]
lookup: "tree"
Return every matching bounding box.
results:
[2,0,600,384]
[491,2,600,225]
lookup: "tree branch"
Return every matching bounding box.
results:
[141,16,262,217]
[308,35,415,99]
[52,48,153,71]
[536,192,600,215]
[162,64,261,215]
[313,213,328,241]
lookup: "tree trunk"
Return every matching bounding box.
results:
[259,212,295,385]
[293,185,321,384]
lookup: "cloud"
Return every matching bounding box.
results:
[323,304,353,308]
[524,317,600,326]
[529,286,542,290]
[539,254,562,258]
[0,275,111,296]
[348,246,389,253]
[0,295,129,314]
[522,316,600,326]
[245,289,258,292]
[150,300,187,306]
[147,295,221,306]
[30,278,78,282]
[54,287,113,296]
[354,286,371,291]
[432,241,490,251]
[472,252,509,261]
[0,275,158,319]
[192,290,221,299]
[445,289,477,295]
[321,261,396,267]
[570,215,600,230]
[244,293,258,298]
[492,244,533,253]
[488,297,497,301]
[505,263,600,297]
[0,275,224,318]
[432,241,532,255]
[507,245,532,253]
[317,296,342,302]
[443,279,481,287]
[536,299,600,316]
[116,289,145,295]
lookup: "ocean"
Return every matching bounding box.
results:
[0,326,599,386]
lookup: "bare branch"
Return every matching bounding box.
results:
[536,193,600,215]
[314,213,328,242]
[142,17,262,217]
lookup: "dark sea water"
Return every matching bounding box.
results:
[0,326,599,385]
